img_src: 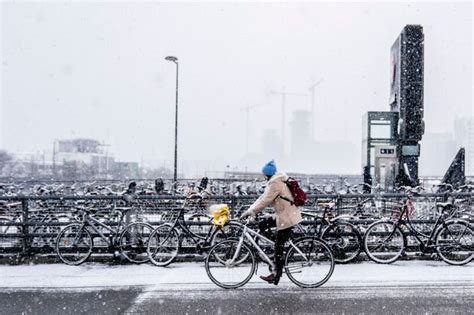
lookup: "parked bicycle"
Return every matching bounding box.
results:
[205,218,335,289]
[146,199,241,267]
[363,186,473,265]
[55,204,153,265]
[300,203,362,264]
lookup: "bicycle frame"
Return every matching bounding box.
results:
[231,223,308,271]
[391,200,448,250]
[166,208,216,246]
[300,207,336,236]
[74,212,123,247]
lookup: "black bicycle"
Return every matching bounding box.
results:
[56,205,153,265]
[363,187,473,265]
[300,205,363,264]
[147,198,240,267]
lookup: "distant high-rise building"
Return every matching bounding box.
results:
[262,129,282,160]
[454,117,474,175]
[287,110,314,172]
[290,110,311,156]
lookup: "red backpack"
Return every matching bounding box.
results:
[280,177,308,207]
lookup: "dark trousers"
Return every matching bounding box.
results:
[258,217,292,277]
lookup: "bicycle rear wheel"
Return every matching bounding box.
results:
[285,237,334,288]
[147,224,180,267]
[120,222,154,264]
[56,223,93,265]
[435,220,474,265]
[205,239,256,289]
[321,221,362,263]
[363,221,405,264]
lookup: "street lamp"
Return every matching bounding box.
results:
[165,56,179,192]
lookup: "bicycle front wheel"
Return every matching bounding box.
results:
[363,221,405,264]
[147,224,180,267]
[120,222,154,264]
[285,237,335,288]
[436,220,474,265]
[56,223,93,265]
[209,221,244,246]
[205,239,256,289]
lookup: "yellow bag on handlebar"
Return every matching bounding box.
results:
[209,204,230,228]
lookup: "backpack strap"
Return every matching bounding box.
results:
[280,178,295,205]
[279,195,294,205]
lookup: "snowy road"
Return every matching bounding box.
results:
[0,261,472,314]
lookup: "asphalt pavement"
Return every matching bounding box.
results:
[1,261,472,314]
[2,283,473,315]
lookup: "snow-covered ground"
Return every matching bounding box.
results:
[1,261,472,290]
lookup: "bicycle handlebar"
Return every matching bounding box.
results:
[239,217,252,225]
[436,183,454,189]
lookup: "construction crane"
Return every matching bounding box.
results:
[309,78,324,142]
[269,88,307,155]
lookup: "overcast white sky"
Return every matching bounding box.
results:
[1,1,472,175]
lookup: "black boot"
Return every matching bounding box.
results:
[273,274,281,285]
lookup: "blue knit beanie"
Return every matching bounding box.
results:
[262,160,277,177]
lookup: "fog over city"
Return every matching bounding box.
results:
[1,1,472,177]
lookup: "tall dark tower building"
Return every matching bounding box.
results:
[390,25,425,186]
[290,110,311,156]
[262,129,283,160]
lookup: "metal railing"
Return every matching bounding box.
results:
[0,193,472,257]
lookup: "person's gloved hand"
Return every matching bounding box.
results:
[240,209,253,220]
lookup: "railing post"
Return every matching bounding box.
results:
[230,195,235,218]
[21,198,31,257]
[336,194,342,216]
[443,191,450,204]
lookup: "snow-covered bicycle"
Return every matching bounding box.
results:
[146,201,242,266]
[56,205,153,265]
[363,186,474,265]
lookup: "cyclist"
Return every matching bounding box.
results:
[240,160,302,285]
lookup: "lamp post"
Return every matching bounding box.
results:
[165,56,179,192]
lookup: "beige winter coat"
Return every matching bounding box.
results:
[243,172,302,230]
